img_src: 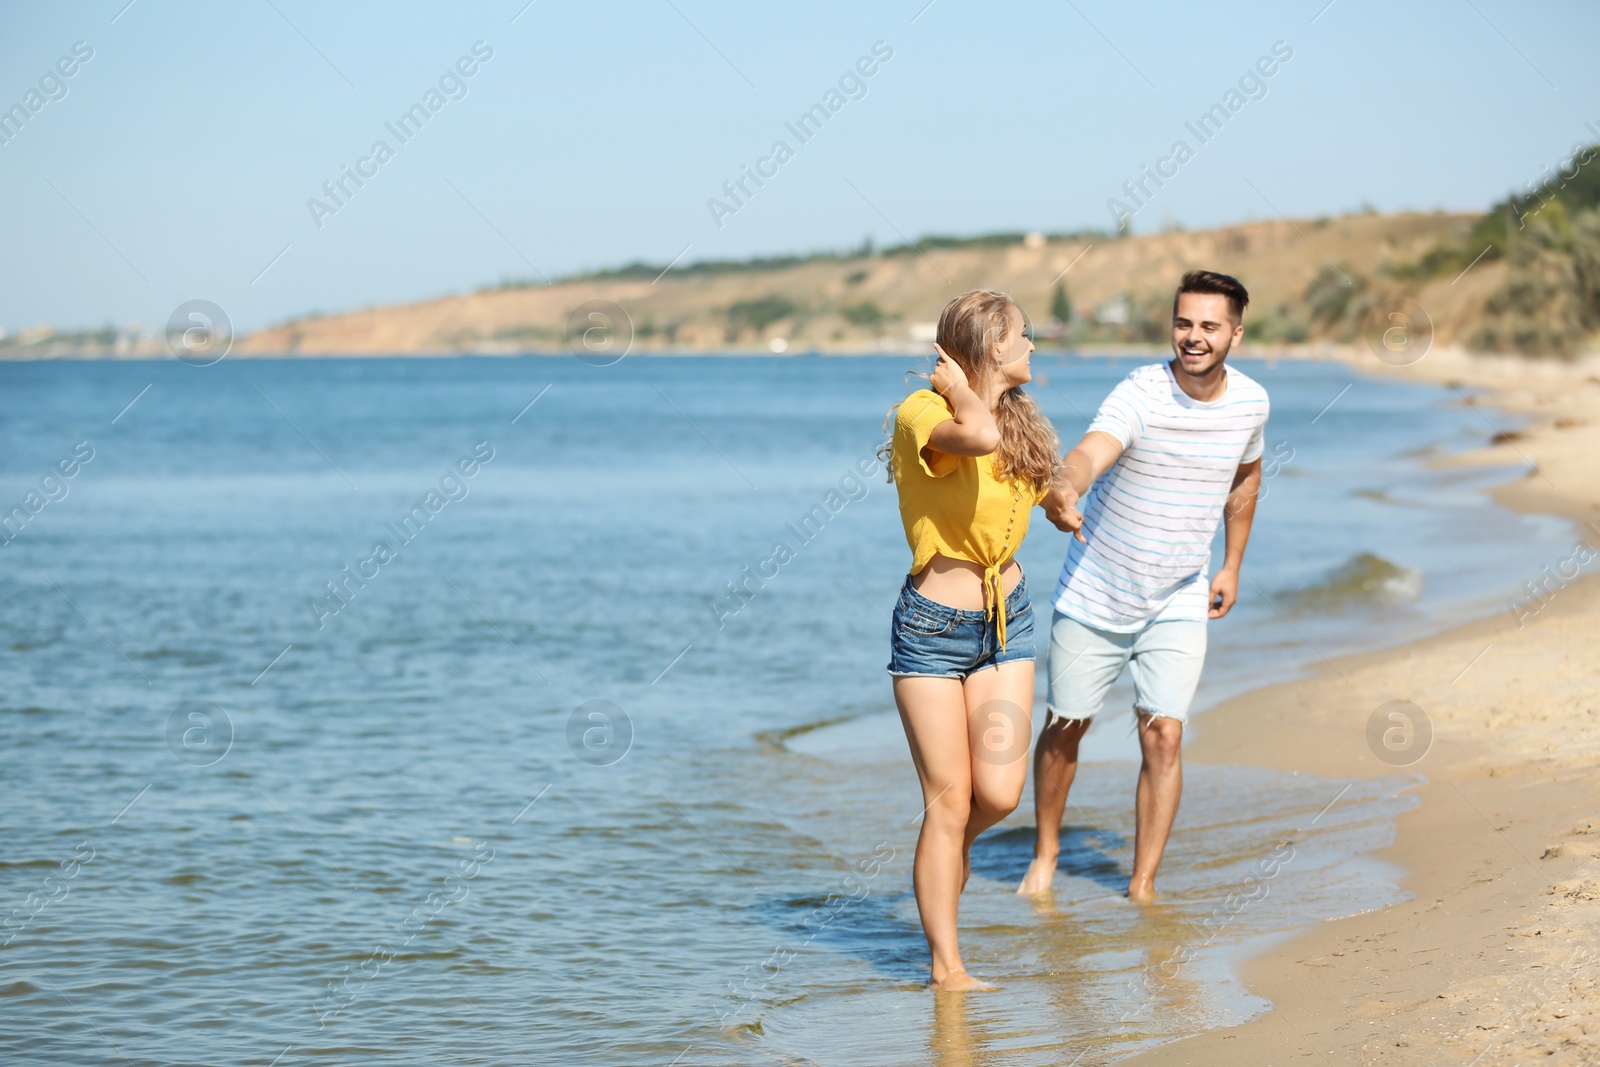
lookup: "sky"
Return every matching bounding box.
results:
[1,0,1597,334]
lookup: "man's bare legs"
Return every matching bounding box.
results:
[1020,711,1184,900]
[1017,713,1091,895]
[895,660,1033,991]
[1129,713,1183,903]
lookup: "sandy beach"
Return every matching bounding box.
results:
[1127,347,1600,1066]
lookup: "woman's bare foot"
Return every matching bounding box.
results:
[1016,853,1057,895]
[930,968,998,992]
[1127,876,1158,904]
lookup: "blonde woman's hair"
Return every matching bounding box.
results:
[881,289,1059,492]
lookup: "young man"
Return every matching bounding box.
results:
[1018,269,1268,902]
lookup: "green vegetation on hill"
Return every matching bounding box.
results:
[1475,149,1600,261]
[725,294,799,339]
[1349,142,1600,357]
[840,300,885,327]
[1396,147,1600,282]
[486,228,1114,294]
[1474,202,1600,356]
[1467,145,1600,356]
[1050,282,1072,325]
[879,229,1108,257]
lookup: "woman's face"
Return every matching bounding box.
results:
[991,304,1034,388]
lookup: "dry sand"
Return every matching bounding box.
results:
[1125,348,1600,1066]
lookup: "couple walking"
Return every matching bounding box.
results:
[883,271,1269,991]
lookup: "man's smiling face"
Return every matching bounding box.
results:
[1171,292,1243,376]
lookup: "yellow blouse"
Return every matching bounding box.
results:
[889,389,1048,649]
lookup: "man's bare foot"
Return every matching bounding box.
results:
[1016,854,1057,896]
[1127,877,1158,904]
[930,968,998,992]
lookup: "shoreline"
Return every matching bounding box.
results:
[0,344,1239,361]
[1124,347,1600,1065]
[0,341,1480,361]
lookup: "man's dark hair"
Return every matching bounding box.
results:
[1174,269,1250,322]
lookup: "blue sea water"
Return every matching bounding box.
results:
[0,354,1573,1065]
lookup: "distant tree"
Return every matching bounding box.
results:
[841,300,884,327]
[1304,264,1369,335]
[1050,282,1072,324]
[726,295,799,336]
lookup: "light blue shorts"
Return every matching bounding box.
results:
[1046,611,1207,723]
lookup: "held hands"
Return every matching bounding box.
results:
[1043,484,1086,542]
[1209,566,1239,619]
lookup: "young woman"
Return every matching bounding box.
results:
[882,289,1059,991]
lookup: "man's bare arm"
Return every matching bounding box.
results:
[1209,457,1263,618]
[1041,430,1125,540]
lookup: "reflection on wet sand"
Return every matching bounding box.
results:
[747,747,1411,1066]
[932,990,991,1067]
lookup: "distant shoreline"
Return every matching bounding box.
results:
[0,341,1385,363]
[16,209,1543,362]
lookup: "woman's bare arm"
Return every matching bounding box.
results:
[924,347,1000,457]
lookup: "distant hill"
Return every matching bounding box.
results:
[234,211,1513,357]
[13,157,1600,361]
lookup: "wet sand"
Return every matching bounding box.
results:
[1126,348,1600,1066]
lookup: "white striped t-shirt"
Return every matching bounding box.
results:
[1053,361,1269,632]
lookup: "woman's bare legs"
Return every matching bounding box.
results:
[895,660,1034,991]
[961,660,1035,860]
[896,675,974,989]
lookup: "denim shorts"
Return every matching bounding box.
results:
[886,574,1036,680]
[1046,610,1207,723]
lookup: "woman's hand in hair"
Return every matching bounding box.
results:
[929,346,966,398]
[926,345,1001,457]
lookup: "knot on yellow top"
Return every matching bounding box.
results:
[984,563,1009,651]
